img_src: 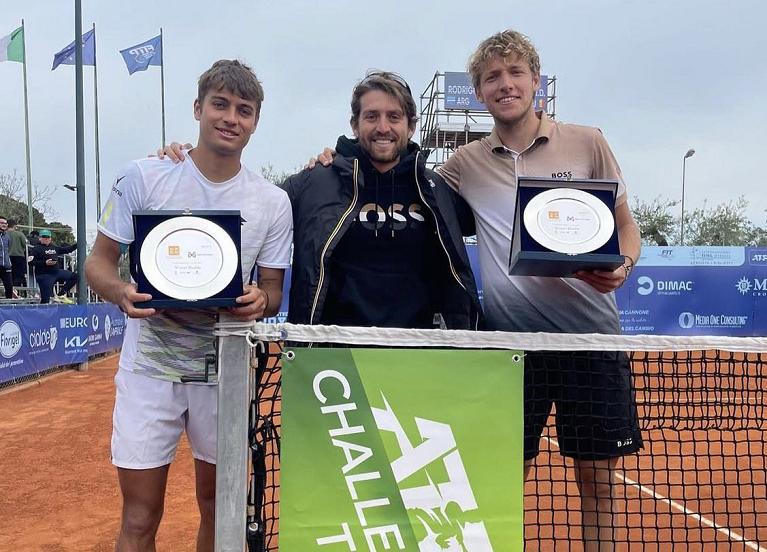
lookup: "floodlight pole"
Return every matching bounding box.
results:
[680,148,695,245]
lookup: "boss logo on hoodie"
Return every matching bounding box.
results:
[358,202,425,232]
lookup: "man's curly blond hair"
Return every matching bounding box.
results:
[467,30,541,88]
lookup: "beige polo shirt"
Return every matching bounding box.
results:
[437,113,627,333]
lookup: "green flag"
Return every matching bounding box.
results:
[0,26,24,63]
[281,347,525,551]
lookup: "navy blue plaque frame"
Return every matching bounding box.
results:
[130,210,244,308]
[509,177,625,277]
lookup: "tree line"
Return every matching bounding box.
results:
[631,196,767,246]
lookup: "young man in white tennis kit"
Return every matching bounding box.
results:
[85,60,292,552]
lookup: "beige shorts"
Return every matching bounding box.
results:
[111,368,217,469]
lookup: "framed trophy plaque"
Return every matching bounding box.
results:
[130,210,244,308]
[509,177,625,277]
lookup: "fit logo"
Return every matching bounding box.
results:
[547,211,559,220]
[167,245,180,256]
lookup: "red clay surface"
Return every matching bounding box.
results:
[0,356,199,552]
[1,350,765,551]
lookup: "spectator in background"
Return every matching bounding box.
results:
[7,219,28,287]
[0,217,14,299]
[29,229,77,304]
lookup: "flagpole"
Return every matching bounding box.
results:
[20,19,33,231]
[92,22,101,222]
[74,0,87,307]
[160,27,166,147]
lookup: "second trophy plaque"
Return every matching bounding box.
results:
[509,177,625,277]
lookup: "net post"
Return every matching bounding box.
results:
[214,313,251,552]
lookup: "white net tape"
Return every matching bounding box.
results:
[214,322,767,353]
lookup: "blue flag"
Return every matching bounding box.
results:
[120,35,162,75]
[52,28,96,70]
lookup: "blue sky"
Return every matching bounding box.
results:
[1,0,765,233]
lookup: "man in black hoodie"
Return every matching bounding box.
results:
[29,229,78,304]
[159,72,482,329]
[282,71,481,329]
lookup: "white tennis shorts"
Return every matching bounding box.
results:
[111,368,218,469]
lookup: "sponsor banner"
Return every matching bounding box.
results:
[88,302,127,355]
[281,348,524,551]
[464,244,765,336]
[637,246,745,267]
[261,266,291,325]
[615,247,767,336]
[0,303,126,385]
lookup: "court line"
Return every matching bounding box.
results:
[543,436,767,551]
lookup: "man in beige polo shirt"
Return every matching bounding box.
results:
[438,30,642,551]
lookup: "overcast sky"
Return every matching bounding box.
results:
[1,0,765,234]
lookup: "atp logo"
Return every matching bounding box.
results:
[371,397,491,551]
[104,315,112,340]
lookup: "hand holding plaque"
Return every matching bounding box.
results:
[130,210,244,308]
[509,177,625,277]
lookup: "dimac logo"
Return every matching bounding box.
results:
[636,276,693,296]
[637,276,654,296]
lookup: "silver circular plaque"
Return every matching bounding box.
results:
[523,188,615,254]
[139,216,239,300]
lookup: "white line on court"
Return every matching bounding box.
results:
[542,436,767,551]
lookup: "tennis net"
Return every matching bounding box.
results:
[220,323,767,551]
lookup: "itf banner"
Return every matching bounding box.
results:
[280,348,524,551]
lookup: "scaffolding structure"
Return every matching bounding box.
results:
[419,72,557,169]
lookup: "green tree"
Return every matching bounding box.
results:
[0,171,69,239]
[631,194,766,246]
[683,196,763,246]
[631,196,677,245]
[260,164,296,187]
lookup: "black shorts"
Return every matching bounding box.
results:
[524,350,643,461]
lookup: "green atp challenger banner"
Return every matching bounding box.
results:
[281,348,524,551]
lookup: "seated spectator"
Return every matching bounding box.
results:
[29,230,77,304]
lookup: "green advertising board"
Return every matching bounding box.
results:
[281,348,524,551]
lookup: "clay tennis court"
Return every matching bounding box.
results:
[2,350,765,551]
[0,355,200,551]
